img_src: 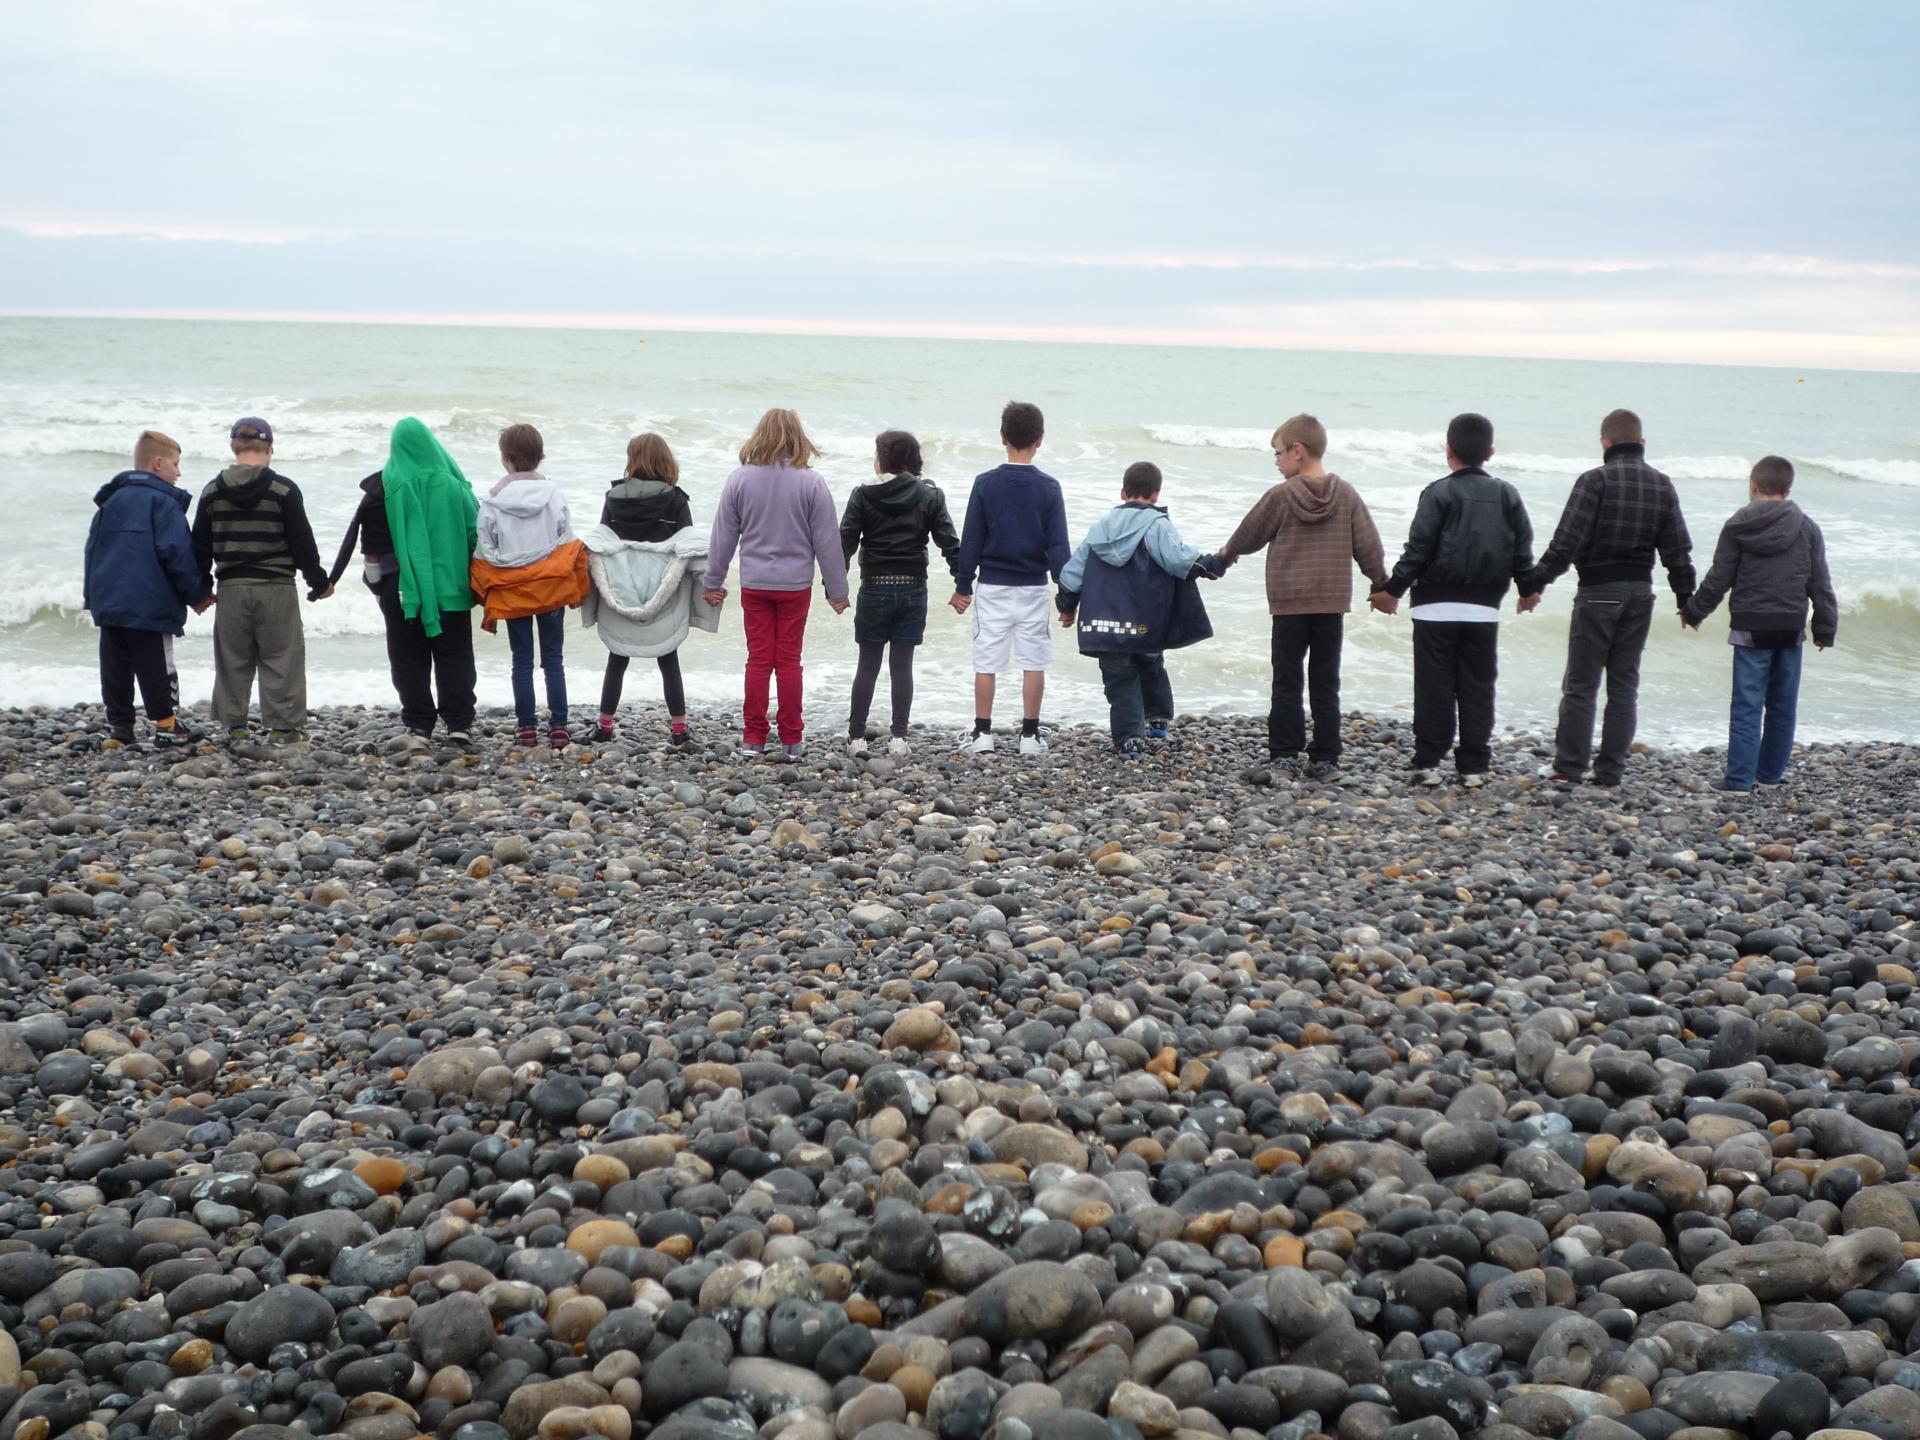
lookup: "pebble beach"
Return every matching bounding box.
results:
[2,707,1919,1440]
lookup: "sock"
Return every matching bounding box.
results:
[670,719,688,734]
[974,718,992,735]
[1021,717,1039,737]
[598,713,616,730]
[155,717,177,731]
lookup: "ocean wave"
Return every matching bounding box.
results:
[1812,456,1920,488]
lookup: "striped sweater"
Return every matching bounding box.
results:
[191,465,328,590]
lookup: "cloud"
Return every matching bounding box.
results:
[0,218,338,245]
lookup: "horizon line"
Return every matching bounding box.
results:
[3,306,1917,377]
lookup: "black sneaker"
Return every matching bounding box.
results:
[1711,778,1753,793]
[671,728,691,748]
[1116,738,1145,760]
[108,724,137,747]
[1267,754,1303,779]
[1304,760,1341,781]
[151,724,196,749]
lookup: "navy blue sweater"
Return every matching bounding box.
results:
[954,463,1071,593]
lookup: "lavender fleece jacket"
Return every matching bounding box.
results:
[703,464,850,599]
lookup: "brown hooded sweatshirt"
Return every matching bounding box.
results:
[1221,472,1388,615]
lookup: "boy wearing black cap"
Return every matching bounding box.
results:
[192,417,333,742]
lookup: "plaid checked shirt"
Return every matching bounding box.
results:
[1523,443,1695,601]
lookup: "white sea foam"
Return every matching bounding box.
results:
[1812,455,1920,488]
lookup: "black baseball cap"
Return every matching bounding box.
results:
[230,416,274,444]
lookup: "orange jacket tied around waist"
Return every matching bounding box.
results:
[470,539,591,631]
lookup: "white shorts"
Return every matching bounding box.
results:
[971,582,1053,673]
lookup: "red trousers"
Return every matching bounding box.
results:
[741,588,811,745]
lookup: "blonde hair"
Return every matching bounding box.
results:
[134,430,181,470]
[625,433,681,485]
[1273,414,1328,460]
[738,408,819,469]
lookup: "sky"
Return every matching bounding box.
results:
[3,1,1918,369]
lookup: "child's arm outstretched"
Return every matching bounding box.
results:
[1681,521,1741,629]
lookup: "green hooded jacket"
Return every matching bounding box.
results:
[382,417,479,637]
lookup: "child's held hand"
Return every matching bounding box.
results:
[948,592,971,615]
[1368,591,1399,616]
[828,597,849,615]
[1057,612,1074,629]
[703,588,728,608]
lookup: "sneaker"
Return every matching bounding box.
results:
[549,726,571,751]
[406,727,434,743]
[1712,778,1754,793]
[847,737,870,756]
[970,731,995,755]
[1018,732,1048,757]
[1267,753,1303,777]
[1461,772,1488,790]
[224,726,250,746]
[1589,774,1621,789]
[442,730,473,749]
[594,721,615,744]
[267,729,306,745]
[671,727,691,748]
[740,742,766,759]
[1304,760,1341,782]
[151,724,196,749]
[517,726,538,748]
[108,724,137,747]
[1756,776,1787,787]
[783,741,805,763]
[1145,719,1170,742]
[1538,766,1576,785]
[886,736,911,757]
[1116,738,1145,760]
[1410,768,1444,787]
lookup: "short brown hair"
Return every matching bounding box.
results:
[1000,401,1044,451]
[624,433,680,485]
[134,430,180,470]
[499,423,545,472]
[1751,455,1794,495]
[739,409,820,469]
[1601,409,1643,445]
[1273,414,1327,459]
[875,430,922,476]
[1122,461,1163,499]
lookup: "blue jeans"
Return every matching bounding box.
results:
[1726,643,1801,788]
[1098,652,1173,745]
[507,608,568,731]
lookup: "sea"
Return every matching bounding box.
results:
[3,315,1917,747]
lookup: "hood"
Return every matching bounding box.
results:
[360,472,385,500]
[1277,473,1338,525]
[487,476,562,516]
[1085,502,1169,565]
[95,470,186,510]
[1724,498,1809,556]
[216,463,274,507]
[860,473,933,515]
[607,477,680,508]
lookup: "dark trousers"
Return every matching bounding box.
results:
[1412,620,1499,773]
[1269,613,1345,761]
[1553,583,1655,782]
[507,608,568,731]
[848,642,916,737]
[99,626,177,728]
[600,651,686,717]
[374,574,476,734]
[1098,651,1173,745]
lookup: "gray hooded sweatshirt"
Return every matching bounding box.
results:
[1683,498,1838,646]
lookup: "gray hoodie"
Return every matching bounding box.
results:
[1683,499,1838,646]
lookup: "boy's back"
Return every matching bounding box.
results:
[1225,472,1386,613]
[1687,498,1838,643]
[955,462,1070,590]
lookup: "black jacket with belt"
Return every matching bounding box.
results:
[839,474,961,584]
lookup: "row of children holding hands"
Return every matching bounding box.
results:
[84,400,1835,792]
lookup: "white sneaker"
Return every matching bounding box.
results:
[1410,768,1443,787]
[847,737,869,756]
[1462,772,1488,790]
[970,731,995,754]
[887,736,911,757]
[1019,732,1048,757]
